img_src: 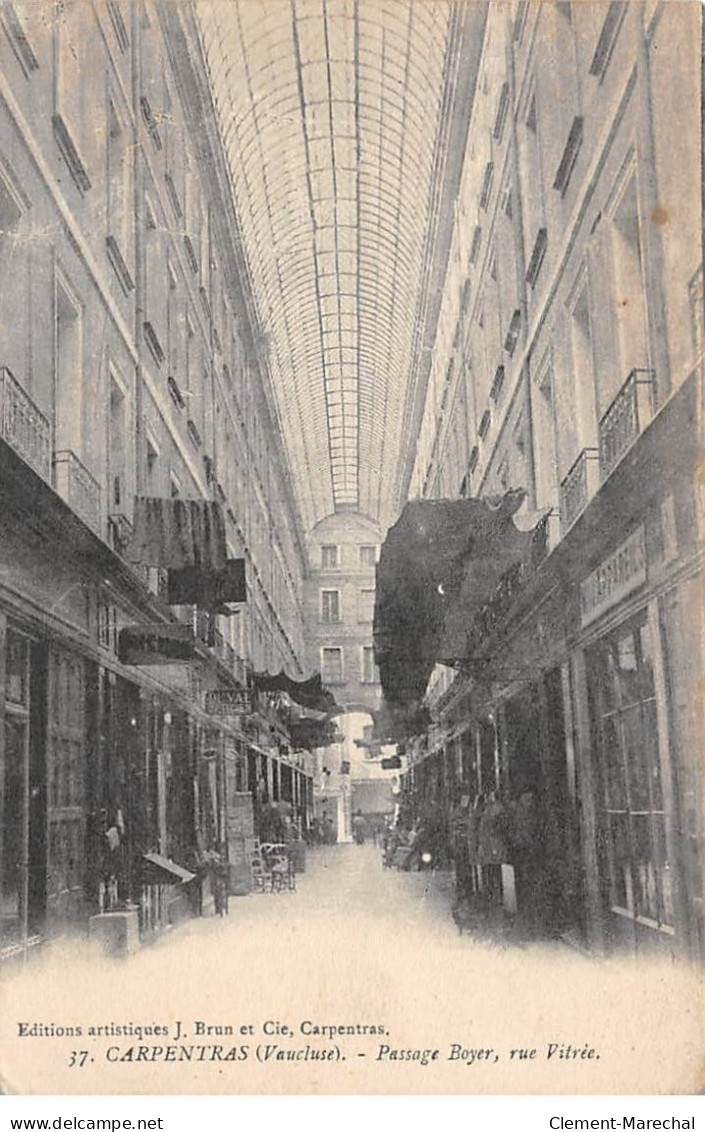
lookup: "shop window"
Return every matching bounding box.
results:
[6,629,29,706]
[589,617,672,929]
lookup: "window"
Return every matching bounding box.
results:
[589,2,626,80]
[2,2,39,75]
[566,274,598,460]
[321,590,341,623]
[0,161,29,385]
[321,647,344,685]
[469,225,482,266]
[493,82,510,142]
[321,544,338,569]
[54,1,94,192]
[504,308,522,356]
[2,629,31,946]
[513,0,528,44]
[490,365,505,404]
[588,617,672,928]
[106,97,132,287]
[610,175,649,378]
[553,117,583,197]
[526,227,548,288]
[534,360,559,512]
[361,646,378,684]
[688,264,704,358]
[107,0,130,52]
[359,589,375,623]
[480,162,494,211]
[55,272,83,455]
[526,92,537,134]
[359,545,377,568]
[108,373,127,510]
[145,431,160,491]
[170,471,181,498]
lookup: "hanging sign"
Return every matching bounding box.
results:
[118,624,196,665]
[204,688,252,716]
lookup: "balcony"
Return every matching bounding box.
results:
[560,447,599,533]
[599,369,656,480]
[53,449,101,534]
[0,366,52,482]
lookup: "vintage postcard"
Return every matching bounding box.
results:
[0,0,703,1097]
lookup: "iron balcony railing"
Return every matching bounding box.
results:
[599,368,656,480]
[560,447,600,533]
[53,449,101,534]
[0,366,52,482]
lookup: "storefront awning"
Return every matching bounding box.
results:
[142,853,196,884]
[127,497,227,570]
[374,493,547,708]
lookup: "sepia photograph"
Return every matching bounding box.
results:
[0,0,703,1098]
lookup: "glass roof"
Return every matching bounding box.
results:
[198,0,455,533]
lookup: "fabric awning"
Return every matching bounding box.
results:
[142,853,196,884]
[374,493,547,708]
[127,497,227,570]
[167,557,246,608]
[252,670,338,714]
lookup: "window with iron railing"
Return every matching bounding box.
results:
[560,447,599,532]
[599,369,656,480]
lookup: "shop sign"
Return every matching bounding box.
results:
[580,525,646,628]
[204,688,252,716]
[118,624,196,665]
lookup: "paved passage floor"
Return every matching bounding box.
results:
[2,845,702,1095]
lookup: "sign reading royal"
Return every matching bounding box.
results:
[204,688,252,717]
[580,525,647,628]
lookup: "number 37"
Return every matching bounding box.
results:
[68,1050,91,1068]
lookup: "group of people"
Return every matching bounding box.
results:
[307,814,337,845]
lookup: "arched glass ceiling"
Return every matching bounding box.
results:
[198,0,455,533]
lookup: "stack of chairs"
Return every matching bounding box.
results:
[255,842,296,893]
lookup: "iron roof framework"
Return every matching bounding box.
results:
[197,0,473,534]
